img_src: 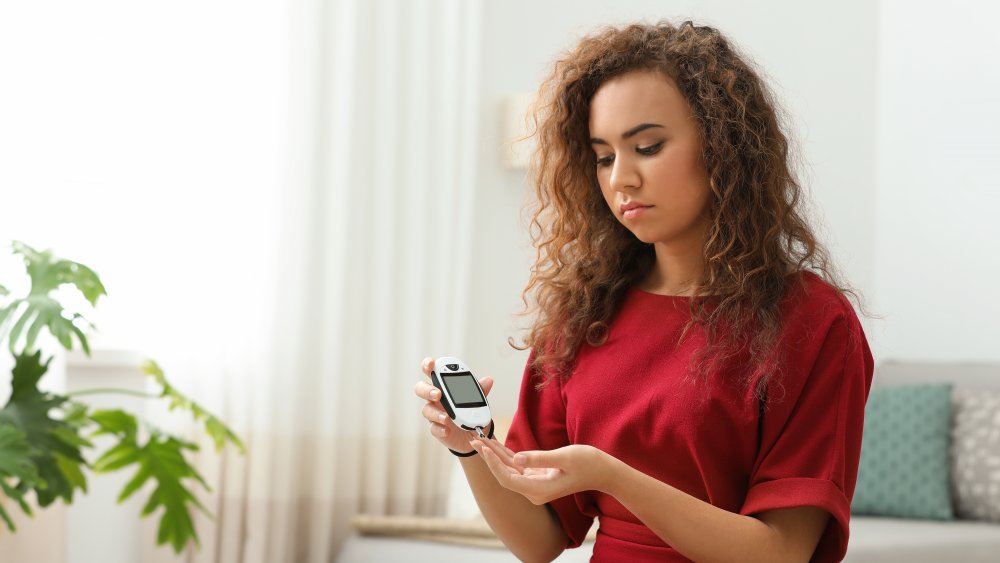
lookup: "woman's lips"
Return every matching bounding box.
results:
[622,205,652,219]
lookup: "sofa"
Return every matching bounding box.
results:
[843,360,1000,562]
[340,361,1000,562]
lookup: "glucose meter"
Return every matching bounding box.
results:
[430,356,492,439]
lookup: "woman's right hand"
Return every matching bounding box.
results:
[414,357,494,455]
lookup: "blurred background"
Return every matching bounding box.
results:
[0,0,997,562]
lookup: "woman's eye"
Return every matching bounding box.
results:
[637,141,664,155]
[595,155,614,167]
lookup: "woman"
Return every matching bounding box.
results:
[415,20,872,562]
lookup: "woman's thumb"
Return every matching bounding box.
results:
[479,376,494,396]
[513,450,555,467]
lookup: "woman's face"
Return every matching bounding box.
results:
[588,69,712,248]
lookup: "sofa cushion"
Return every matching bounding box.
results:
[845,516,1000,563]
[852,383,954,520]
[951,389,1000,522]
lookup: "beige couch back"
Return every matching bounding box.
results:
[874,361,1000,391]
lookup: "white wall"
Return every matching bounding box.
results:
[466,0,879,417]
[873,0,1000,362]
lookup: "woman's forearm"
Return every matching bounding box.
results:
[460,455,567,562]
[598,454,812,563]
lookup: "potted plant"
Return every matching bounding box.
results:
[0,241,243,553]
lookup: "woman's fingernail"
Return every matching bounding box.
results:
[438,413,446,422]
[513,454,526,465]
[431,390,440,398]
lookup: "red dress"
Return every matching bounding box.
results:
[505,272,874,562]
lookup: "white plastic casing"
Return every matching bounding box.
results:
[432,356,491,431]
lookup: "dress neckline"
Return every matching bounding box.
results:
[631,287,693,299]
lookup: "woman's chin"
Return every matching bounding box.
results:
[626,228,660,245]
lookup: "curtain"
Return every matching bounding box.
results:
[141,1,485,562]
[0,1,480,560]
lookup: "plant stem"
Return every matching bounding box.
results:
[67,388,161,399]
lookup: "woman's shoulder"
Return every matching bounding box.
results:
[780,270,860,328]
[775,271,873,391]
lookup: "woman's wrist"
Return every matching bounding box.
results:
[592,448,626,495]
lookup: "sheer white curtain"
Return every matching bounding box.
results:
[144,1,485,562]
[0,0,478,560]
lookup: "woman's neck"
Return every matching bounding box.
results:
[640,242,706,296]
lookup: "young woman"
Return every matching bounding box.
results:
[415,20,873,563]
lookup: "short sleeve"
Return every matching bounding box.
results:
[504,356,595,548]
[740,305,874,562]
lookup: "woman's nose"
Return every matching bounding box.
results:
[609,157,640,192]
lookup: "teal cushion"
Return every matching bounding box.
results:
[851,383,955,520]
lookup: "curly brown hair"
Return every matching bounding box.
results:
[513,20,862,397]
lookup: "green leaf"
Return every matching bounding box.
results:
[92,418,213,553]
[0,302,24,352]
[0,494,16,532]
[11,241,107,306]
[1,479,34,516]
[141,360,245,454]
[92,442,141,472]
[54,451,88,494]
[61,402,90,429]
[50,425,94,449]
[5,296,93,355]
[6,303,36,354]
[39,303,70,350]
[1,242,104,355]
[0,351,88,507]
[141,486,161,516]
[90,409,139,441]
[117,464,153,503]
[24,305,51,352]
[204,417,240,453]
[0,424,41,531]
[0,302,18,332]
[0,424,39,483]
[0,486,30,536]
[67,314,92,356]
[9,348,50,402]
[142,435,210,553]
[0,283,8,297]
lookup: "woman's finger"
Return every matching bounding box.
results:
[421,403,449,425]
[491,437,518,458]
[413,380,442,402]
[479,432,520,462]
[472,440,520,480]
[421,357,435,376]
[479,376,494,396]
[479,436,520,471]
[479,443,541,500]
[429,422,448,438]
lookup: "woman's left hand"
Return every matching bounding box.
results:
[470,438,613,505]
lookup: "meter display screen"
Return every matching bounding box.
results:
[442,372,487,407]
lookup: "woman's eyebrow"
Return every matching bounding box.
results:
[589,122,664,145]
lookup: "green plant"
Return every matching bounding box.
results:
[0,241,244,553]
